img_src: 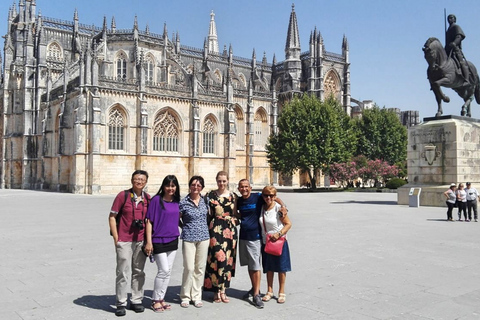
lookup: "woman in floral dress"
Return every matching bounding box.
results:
[203,171,238,303]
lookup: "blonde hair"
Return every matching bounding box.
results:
[262,185,277,196]
[216,171,229,180]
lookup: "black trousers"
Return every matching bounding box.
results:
[446,201,455,220]
[457,201,468,220]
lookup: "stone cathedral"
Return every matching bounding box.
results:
[0,1,350,194]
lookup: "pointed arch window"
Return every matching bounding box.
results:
[146,55,154,83]
[324,70,340,101]
[47,42,63,61]
[116,52,127,80]
[108,107,125,150]
[235,106,245,150]
[153,110,179,152]
[254,109,269,149]
[203,117,216,154]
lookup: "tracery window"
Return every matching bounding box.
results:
[254,109,268,149]
[153,110,179,152]
[324,70,340,100]
[47,42,63,61]
[116,52,127,80]
[108,107,125,150]
[203,117,216,154]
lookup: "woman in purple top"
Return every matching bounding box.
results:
[144,175,181,312]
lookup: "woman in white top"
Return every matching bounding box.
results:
[456,183,468,221]
[259,186,292,304]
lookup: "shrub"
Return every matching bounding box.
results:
[385,178,407,189]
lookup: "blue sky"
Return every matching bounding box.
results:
[1,0,480,119]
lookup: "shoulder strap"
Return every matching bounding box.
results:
[116,189,131,220]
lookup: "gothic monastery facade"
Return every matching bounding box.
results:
[0,1,350,193]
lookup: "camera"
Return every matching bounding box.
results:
[132,219,144,230]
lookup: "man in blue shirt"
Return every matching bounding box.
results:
[237,179,287,308]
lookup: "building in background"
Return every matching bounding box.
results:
[0,2,350,193]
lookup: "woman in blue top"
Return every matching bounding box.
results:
[144,175,181,312]
[179,176,210,308]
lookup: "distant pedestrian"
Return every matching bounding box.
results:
[144,175,181,312]
[108,170,151,317]
[444,183,457,221]
[465,182,479,222]
[456,183,468,221]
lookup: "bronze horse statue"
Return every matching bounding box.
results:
[423,37,480,117]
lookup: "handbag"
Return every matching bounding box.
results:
[262,209,285,256]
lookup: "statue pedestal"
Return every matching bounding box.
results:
[397,115,480,207]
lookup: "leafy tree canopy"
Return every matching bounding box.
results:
[355,106,407,165]
[267,94,355,187]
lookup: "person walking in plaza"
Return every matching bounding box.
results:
[178,176,210,308]
[465,182,479,222]
[108,170,151,317]
[259,186,292,304]
[456,183,468,221]
[444,183,457,222]
[144,175,181,312]
[204,171,238,303]
[237,179,287,309]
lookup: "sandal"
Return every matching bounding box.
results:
[262,292,274,302]
[213,292,222,303]
[151,300,164,313]
[180,300,189,308]
[277,293,286,304]
[220,292,230,303]
[194,300,203,308]
[160,300,171,310]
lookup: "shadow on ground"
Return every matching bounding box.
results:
[331,200,398,205]
[73,286,252,312]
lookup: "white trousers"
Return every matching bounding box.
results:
[115,241,147,306]
[152,250,177,301]
[180,240,210,302]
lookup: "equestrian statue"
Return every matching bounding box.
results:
[423,14,480,117]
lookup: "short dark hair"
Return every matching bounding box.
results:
[132,170,149,180]
[189,175,205,189]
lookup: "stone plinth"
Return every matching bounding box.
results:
[398,116,480,207]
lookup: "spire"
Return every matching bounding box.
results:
[74,8,78,21]
[285,4,300,53]
[133,15,138,31]
[111,16,116,32]
[342,34,349,51]
[102,16,107,31]
[207,10,219,53]
[262,52,267,66]
[163,22,168,39]
[145,24,150,35]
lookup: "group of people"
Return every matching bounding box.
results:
[108,170,292,316]
[444,182,479,221]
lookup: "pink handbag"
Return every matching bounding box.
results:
[262,211,285,256]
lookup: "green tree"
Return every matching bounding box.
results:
[267,94,355,188]
[355,107,407,165]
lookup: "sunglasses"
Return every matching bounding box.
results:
[262,194,275,198]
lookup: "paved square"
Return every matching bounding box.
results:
[1,189,479,319]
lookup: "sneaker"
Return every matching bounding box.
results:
[475,219,478,222]
[253,294,264,309]
[115,306,126,317]
[130,303,144,313]
[466,219,470,222]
